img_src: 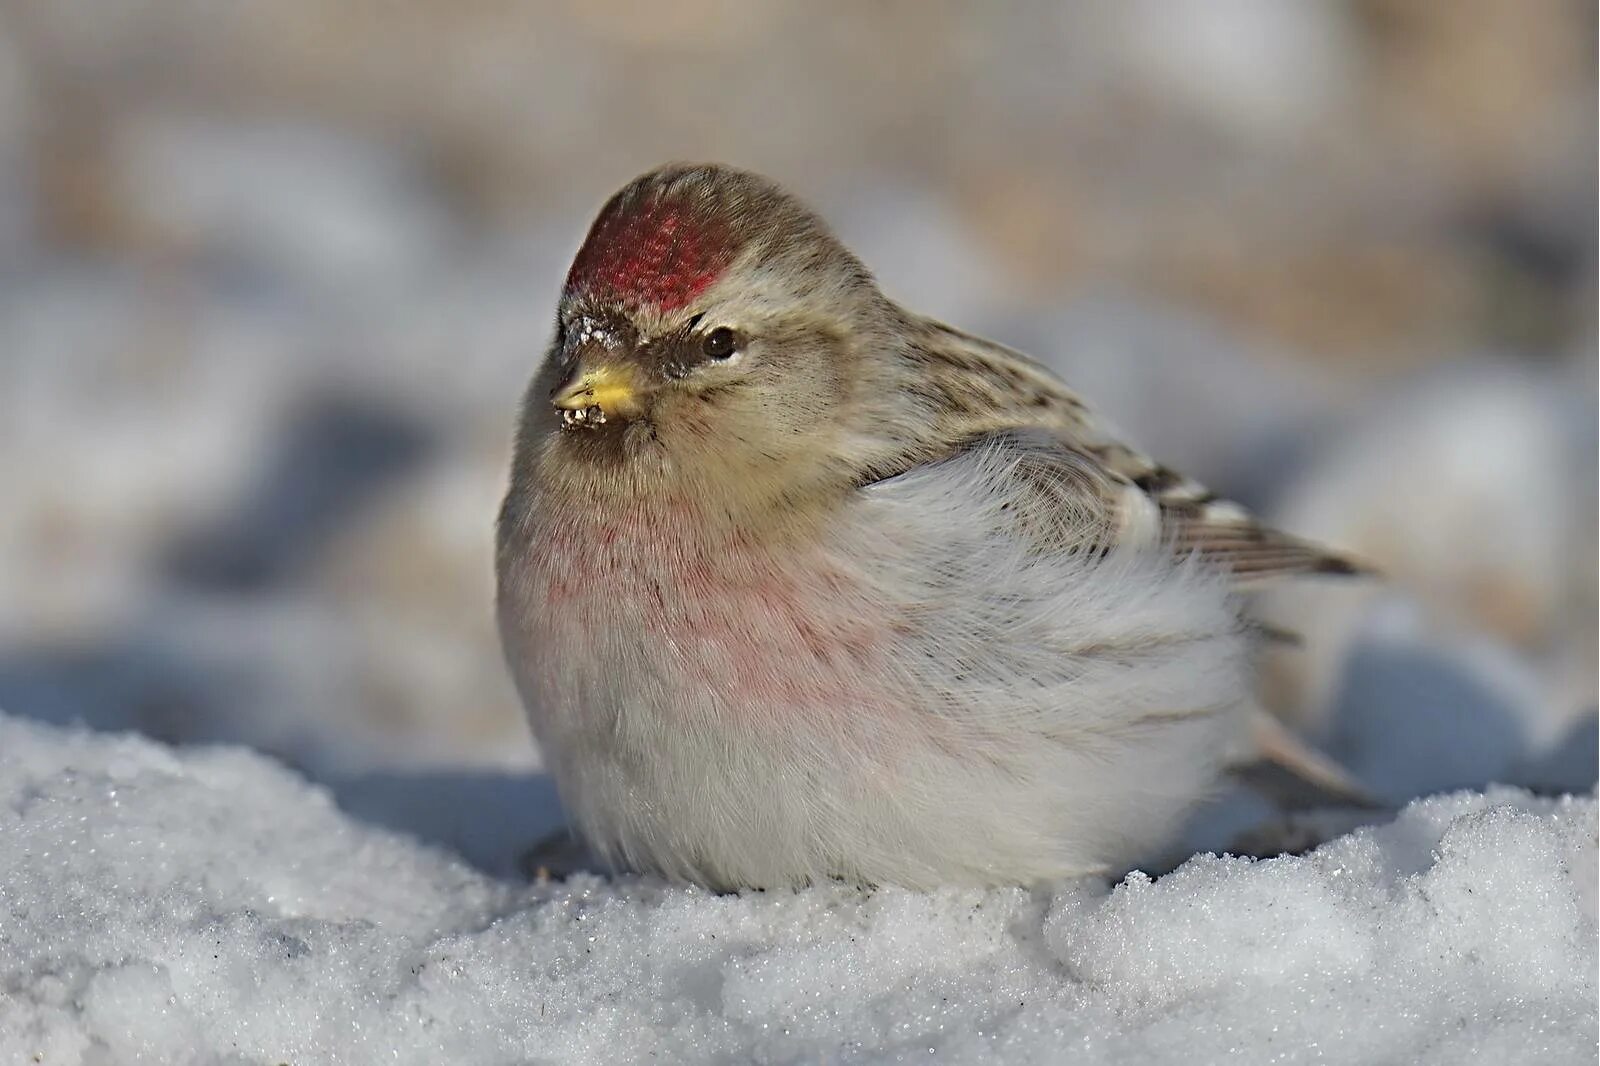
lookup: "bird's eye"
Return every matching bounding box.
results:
[702,327,738,360]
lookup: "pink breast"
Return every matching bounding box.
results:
[530,503,898,727]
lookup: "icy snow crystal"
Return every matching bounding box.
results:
[0,712,1593,1065]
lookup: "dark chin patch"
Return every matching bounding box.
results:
[564,193,737,313]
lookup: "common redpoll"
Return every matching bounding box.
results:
[496,164,1361,890]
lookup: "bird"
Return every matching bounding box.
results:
[496,163,1363,891]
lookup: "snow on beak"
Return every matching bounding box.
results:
[551,360,643,428]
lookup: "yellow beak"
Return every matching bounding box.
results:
[550,361,642,419]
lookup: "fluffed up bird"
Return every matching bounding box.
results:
[496,163,1364,891]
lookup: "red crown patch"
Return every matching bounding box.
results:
[564,195,737,313]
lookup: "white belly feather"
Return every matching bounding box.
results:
[498,445,1250,889]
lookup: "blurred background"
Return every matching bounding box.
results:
[1,1,1593,873]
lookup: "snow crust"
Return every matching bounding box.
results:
[2,712,1593,1065]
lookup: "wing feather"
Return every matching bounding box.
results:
[862,316,1366,583]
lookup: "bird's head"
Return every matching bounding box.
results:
[526,164,891,508]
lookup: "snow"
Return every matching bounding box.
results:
[2,712,1593,1065]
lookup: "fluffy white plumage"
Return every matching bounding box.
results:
[500,434,1250,889]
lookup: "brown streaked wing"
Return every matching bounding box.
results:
[878,318,1368,582]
